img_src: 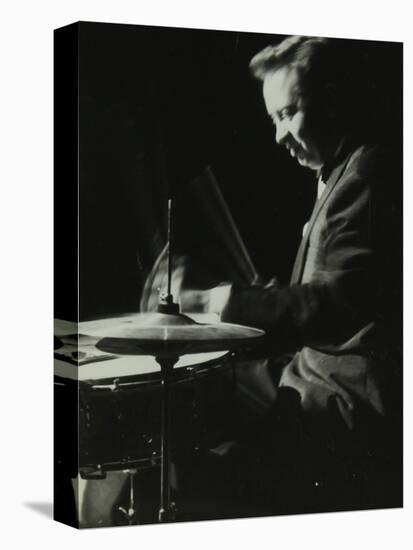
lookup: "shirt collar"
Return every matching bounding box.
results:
[318,137,347,182]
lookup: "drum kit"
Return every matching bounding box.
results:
[55,200,265,524]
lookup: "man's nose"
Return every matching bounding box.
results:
[275,123,288,145]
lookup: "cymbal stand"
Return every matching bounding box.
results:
[156,355,178,522]
[118,468,138,525]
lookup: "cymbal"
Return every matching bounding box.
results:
[96,312,264,357]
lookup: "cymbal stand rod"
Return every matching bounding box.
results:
[158,199,179,314]
[167,199,173,298]
[157,355,178,522]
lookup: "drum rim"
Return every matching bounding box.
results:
[74,351,233,389]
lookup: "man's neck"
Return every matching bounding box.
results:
[319,137,347,181]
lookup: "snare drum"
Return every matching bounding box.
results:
[55,350,235,474]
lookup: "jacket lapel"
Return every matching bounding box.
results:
[290,149,355,285]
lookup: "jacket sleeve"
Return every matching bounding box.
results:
[222,146,397,351]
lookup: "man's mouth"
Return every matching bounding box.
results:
[289,146,307,161]
[289,146,301,158]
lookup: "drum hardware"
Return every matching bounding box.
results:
[157,355,177,522]
[117,469,139,525]
[151,450,159,467]
[96,200,265,523]
[80,457,161,478]
[186,366,199,417]
[80,465,106,480]
[89,378,121,392]
[186,365,205,448]
[71,355,233,478]
[97,310,263,523]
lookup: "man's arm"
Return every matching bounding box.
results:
[222,146,393,351]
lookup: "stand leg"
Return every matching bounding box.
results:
[118,469,138,525]
[157,356,178,522]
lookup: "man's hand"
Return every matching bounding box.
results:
[141,252,233,315]
[221,277,279,327]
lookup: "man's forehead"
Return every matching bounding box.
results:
[263,67,301,114]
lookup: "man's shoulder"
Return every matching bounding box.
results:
[345,142,392,180]
[325,143,389,214]
[326,141,399,222]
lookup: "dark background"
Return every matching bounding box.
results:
[60,22,402,321]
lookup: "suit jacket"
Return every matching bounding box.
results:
[223,141,401,428]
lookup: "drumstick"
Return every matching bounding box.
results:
[191,167,259,285]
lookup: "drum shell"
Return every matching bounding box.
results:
[56,353,236,472]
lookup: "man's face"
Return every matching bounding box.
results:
[263,67,329,171]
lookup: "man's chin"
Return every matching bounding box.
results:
[297,154,310,167]
[297,155,321,171]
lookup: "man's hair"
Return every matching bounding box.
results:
[249,35,396,145]
[250,36,344,104]
[249,35,329,82]
[250,36,355,132]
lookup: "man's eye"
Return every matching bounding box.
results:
[279,108,295,121]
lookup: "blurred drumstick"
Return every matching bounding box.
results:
[190,166,259,286]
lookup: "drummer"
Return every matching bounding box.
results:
[176,35,402,517]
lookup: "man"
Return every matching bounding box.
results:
[203,35,402,514]
[146,36,402,519]
[224,36,400,424]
